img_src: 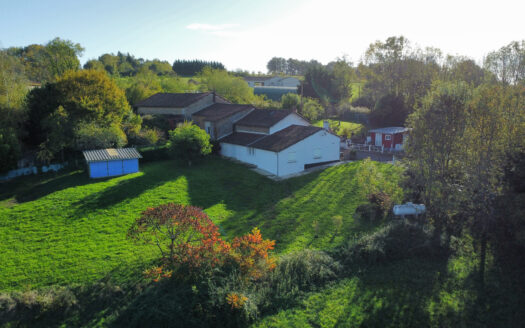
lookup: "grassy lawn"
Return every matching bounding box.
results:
[313,119,365,136]
[0,158,401,291]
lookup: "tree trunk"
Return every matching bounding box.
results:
[479,233,487,291]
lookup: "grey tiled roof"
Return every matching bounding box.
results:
[82,148,142,163]
[249,125,323,152]
[193,104,254,122]
[219,132,266,146]
[235,109,293,128]
[220,125,326,153]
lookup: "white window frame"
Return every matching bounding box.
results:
[313,147,322,159]
[385,135,392,141]
[288,151,297,163]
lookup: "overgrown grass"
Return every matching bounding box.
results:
[0,158,401,291]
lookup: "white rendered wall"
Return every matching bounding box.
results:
[276,130,340,177]
[269,114,309,134]
[220,143,278,175]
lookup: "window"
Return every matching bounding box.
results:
[385,135,392,140]
[313,147,321,159]
[288,151,296,163]
[247,147,255,155]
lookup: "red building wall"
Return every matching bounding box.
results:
[369,132,405,148]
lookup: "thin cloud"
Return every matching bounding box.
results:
[186,23,239,31]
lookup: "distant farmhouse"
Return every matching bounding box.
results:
[244,76,300,88]
[244,76,300,101]
[134,92,340,178]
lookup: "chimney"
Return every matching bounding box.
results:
[323,120,330,131]
[292,105,297,113]
[212,91,216,103]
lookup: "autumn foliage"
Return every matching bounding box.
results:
[128,203,275,283]
[128,203,230,276]
[231,228,276,280]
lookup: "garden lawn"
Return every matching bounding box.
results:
[313,119,365,136]
[0,158,402,291]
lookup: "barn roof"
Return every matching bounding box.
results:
[135,92,210,108]
[235,109,293,128]
[369,127,410,134]
[192,104,254,122]
[82,148,142,163]
[250,125,324,152]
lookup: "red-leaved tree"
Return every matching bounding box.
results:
[128,204,276,284]
[128,203,230,280]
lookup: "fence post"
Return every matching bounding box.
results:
[382,146,384,153]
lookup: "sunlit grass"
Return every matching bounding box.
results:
[0,158,400,291]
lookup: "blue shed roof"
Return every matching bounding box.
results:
[82,148,142,163]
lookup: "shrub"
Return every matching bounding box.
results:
[0,127,21,173]
[168,122,212,166]
[337,221,440,266]
[128,127,161,146]
[354,202,383,224]
[139,145,170,162]
[74,123,127,150]
[270,249,341,294]
[141,114,172,136]
[351,95,374,108]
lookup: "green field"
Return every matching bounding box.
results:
[313,119,365,136]
[0,158,400,291]
[1,157,521,327]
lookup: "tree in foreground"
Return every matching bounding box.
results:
[128,203,276,283]
[169,122,212,166]
[128,203,230,280]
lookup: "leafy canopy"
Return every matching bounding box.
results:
[169,121,212,166]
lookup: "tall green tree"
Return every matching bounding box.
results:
[43,38,84,79]
[405,81,472,240]
[484,40,525,85]
[26,70,137,160]
[198,67,260,104]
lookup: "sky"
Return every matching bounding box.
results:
[1,0,524,72]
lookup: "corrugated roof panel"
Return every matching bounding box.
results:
[82,148,142,163]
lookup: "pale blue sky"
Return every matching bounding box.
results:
[1,0,524,72]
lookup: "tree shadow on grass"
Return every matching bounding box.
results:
[183,158,322,244]
[71,161,181,216]
[0,169,97,204]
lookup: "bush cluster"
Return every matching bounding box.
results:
[336,220,442,267]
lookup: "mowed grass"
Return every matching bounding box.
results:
[0,158,402,291]
[313,119,365,136]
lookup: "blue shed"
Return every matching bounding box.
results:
[82,148,142,178]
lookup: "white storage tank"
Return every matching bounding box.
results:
[393,202,426,216]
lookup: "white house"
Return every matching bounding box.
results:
[220,124,340,178]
